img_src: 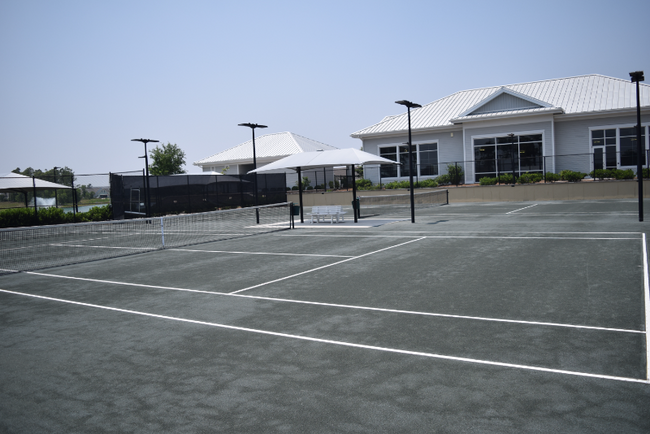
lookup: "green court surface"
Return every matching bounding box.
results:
[1,199,649,433]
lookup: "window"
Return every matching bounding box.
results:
[620,127,646,166]
[419,144,438,176]
[379,143,438,178]
[379,147,397,177]
[473,134,543,181]
[591,127,647,168]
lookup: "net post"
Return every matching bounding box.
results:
[160,217,165,248]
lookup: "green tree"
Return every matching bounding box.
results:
[149,143,187,176]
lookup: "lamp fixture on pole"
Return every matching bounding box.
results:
[238,123,267,223]
[395,100,421,223]
[131,138,159,217]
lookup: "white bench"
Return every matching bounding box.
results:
[309,206,347,223]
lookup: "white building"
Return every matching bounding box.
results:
[194,131,339,188]
[351,74,650,185]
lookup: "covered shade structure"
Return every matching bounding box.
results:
[249,148,399,223]
[0,172,75,218]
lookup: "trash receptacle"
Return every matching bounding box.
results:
[292,204,301,216]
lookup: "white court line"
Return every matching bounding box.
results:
[169,249,353,258]
[506,204,538,214]
[0,287,647,385]
[643,233,650,380]
[22,271,644,335]
[228,237,427,294]
[280,234,639,241]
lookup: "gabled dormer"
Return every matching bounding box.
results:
[451,87,563,123]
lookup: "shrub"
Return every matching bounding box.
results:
[497,173,514,184]
[418,179,438,188]
[614,169,635,180]
[385,180,411,189]
[447,164,464,183]
[560,170,586,182]
[355,179,373,190]
[590,169,608,180]
[545,172,561,182]
[291,186,299,190]
[518,172,543,184]
[479,177,497,185]
[434,174,450,185]
[0,205,113,228]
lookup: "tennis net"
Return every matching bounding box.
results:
[358,190,448,218]
[0,202,292,275]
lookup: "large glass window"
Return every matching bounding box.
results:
[379,143,438,178]
[591,127,647,168]
[620,127,646,166]
[419,144,439,176]
[473,134,543,181]
[379,147,397,177]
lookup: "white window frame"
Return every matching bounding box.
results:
[377,142,439,179]
[589,124,649,170]
[471,130,545,181]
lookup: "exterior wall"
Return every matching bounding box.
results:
[554,114,650,173]
[360,129,463,185]
[462,118,553,183]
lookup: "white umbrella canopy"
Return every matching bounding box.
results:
[248,148,398,224]
[0,172,73,191]
[248,148,398,173]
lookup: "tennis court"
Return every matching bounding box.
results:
[1,199,649,433]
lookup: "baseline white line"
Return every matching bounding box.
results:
[229,237,427,294]
[278,233,641,240]
[506,204,538,214]
[169,249,353,258]
[22,271,643,335]
[642,233,650,380]
[0,288,647,385]
[423,236,638,240]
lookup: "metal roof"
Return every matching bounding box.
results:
[351,74,650,138]
[194,132,338,166]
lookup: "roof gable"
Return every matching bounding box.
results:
[461,87,552,117]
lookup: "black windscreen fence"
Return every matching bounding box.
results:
[110,173,287,219]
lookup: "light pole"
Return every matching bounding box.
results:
[53,166,59,208]
[395,100,421,223]
[630,71,645,222]
[508,133,516,187]
[131,138,159,217]
[238,123,267,223]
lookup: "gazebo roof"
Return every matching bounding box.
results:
[194,131,338,166]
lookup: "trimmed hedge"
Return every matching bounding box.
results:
[0,205,113,229]
[589,168,635,180]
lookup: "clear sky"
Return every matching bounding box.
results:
[1,0,649,176]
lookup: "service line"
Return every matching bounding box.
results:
[22,270,643,335]
[0,287,647,385]
[229,237,427,294]
[506,204,538,214]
